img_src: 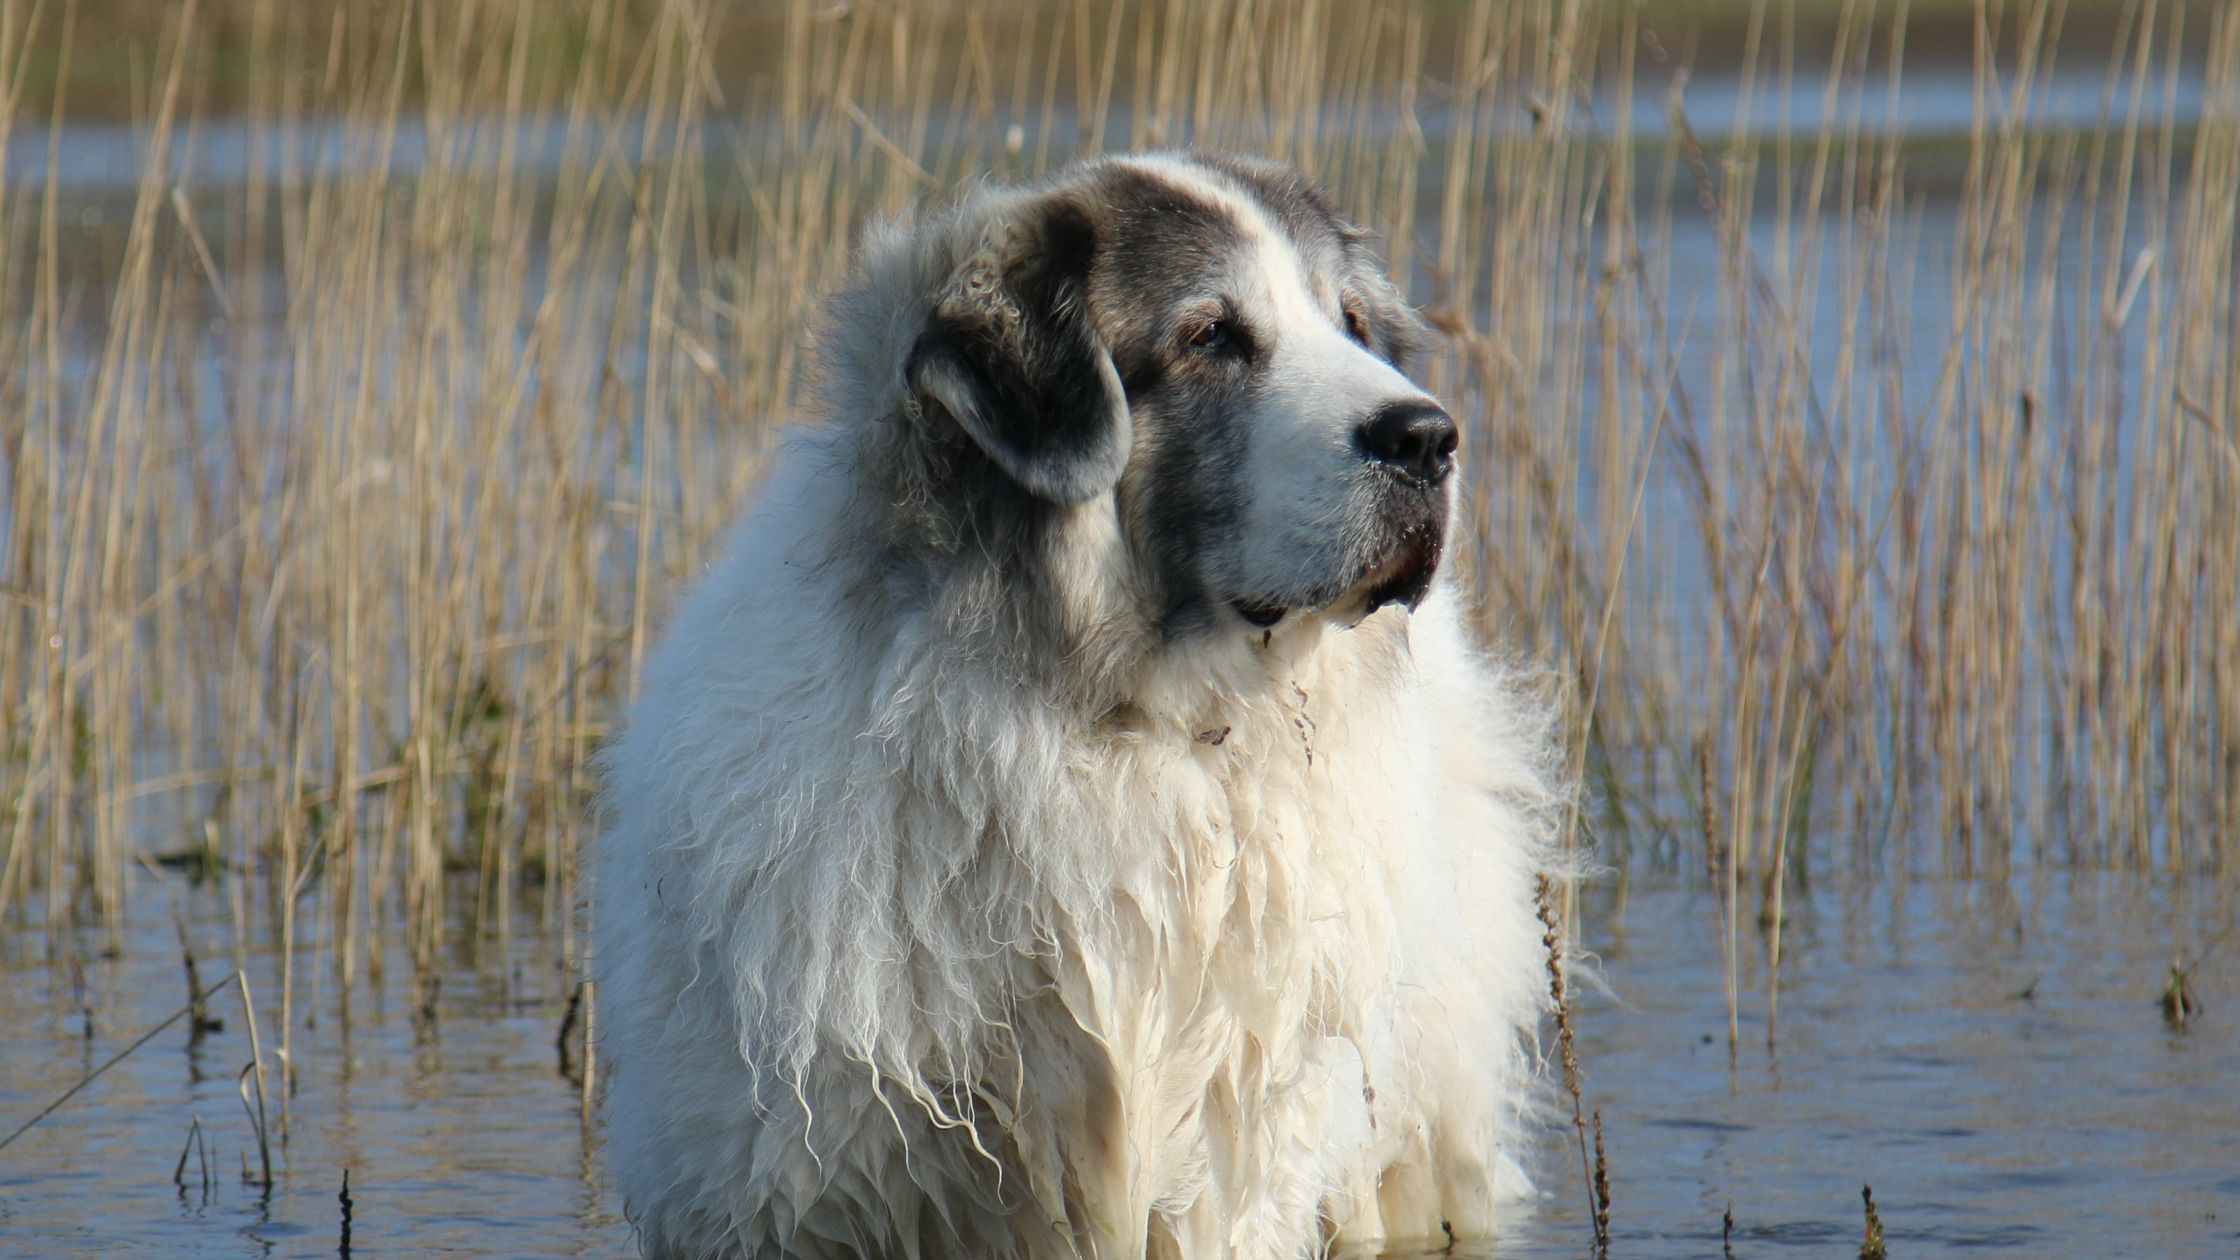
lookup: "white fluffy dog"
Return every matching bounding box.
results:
[596,153,1564,1259]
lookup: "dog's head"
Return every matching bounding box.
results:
[886,153,1449,643]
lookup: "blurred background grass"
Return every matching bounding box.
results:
[1,0,2234,1066]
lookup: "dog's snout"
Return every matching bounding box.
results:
[1356,402,1458,484]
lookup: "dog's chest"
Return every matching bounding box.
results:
[1058,694,1401,1226]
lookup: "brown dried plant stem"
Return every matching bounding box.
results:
[237,971,274,1186]
[0,0,2231,1081]
[1536,874,1604,1252]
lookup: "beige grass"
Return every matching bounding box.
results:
[1,0,2234,1033]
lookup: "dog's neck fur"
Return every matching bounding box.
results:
[800,477,1424,1253]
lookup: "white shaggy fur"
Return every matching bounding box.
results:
[596,155,1565,1260]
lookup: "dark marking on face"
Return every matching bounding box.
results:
[1074,157,1446,638]
[1075,163,1260,378]
[1118,381,1250,637]
[1049,163,1279,638]
[1188,154,1435,370]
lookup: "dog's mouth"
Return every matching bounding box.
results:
[1355,522,1442,615]
[1234,599,1289,628]
[1232,523,1444,632]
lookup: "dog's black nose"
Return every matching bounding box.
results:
[1356,402,1458,484]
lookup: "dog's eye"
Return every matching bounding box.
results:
[1187,319,1230,351]
[1343,308,1371,346]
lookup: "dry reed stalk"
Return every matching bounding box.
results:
[172,1113,212,1194]
[580,974,598,1129]
[1536,872,1602,1252]
[237,968,273,1185]
[0,0,2232,1051]
[1699,739,1739,1064]
[1591,1106,1612,1250]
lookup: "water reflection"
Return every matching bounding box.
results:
[3,866,2231,1257]
[0,888,630,1258]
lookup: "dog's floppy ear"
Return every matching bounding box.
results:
[904,195,1130,505]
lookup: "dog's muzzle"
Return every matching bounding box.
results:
[1355,400,1454,613]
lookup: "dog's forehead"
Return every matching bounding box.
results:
[1071,157,1352,308]
[1176,154,1356,262]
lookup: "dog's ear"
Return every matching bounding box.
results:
[904,196,1130,505]
[1334,223,1437,373]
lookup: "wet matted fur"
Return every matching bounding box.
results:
[596,153,1566,1260]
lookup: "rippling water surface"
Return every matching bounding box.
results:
[5,866,2233,1258]
[2,894,630,1257]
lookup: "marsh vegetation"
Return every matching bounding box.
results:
[2,0,2235,1254]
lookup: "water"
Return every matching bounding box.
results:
[9,49,2211,199]
[1516,873,2240,1257]
[0,895,630,1258]
[4,866,2232,1257]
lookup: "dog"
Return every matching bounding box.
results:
[595,152,1564,1259]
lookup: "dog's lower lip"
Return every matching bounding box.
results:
[1235,601,1288,628]
[1360,530,1441,615]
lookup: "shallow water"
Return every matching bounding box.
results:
[1,894,631,1258]
[1504,872,2240,1258]
[4,866,2232,1257]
